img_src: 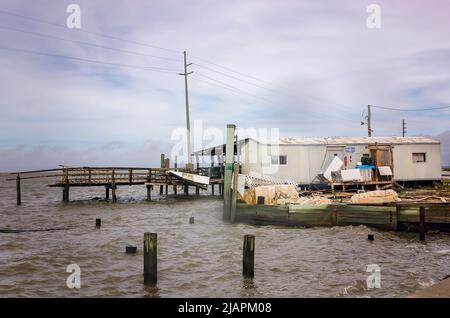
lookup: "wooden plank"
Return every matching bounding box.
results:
[335,204,397,230]
[288,205,334,227]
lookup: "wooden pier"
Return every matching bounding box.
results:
[9,165,224,203]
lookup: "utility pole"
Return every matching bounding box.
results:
[402,119,406,137]
[179,51,193,165]
[367,105,373,137]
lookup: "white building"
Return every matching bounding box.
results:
[195,136,442,185]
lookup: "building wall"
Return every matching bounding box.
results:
[392,144,441,180]
[241,140,441,183]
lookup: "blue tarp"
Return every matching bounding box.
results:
[355,165,376,169]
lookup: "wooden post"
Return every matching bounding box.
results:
[211,184,215,196]
[243,235,255,278]
[63,168,69,202]
[96,218,101,228]
[105,186,110,200]
[184,185,189,196]
[129,169,133,185]
[64,185,70,202]
[16,174,21,206]
[165,185,168,195]
[143,232,157,285]
[146,184,152,201]
[111,169,117,203]
[88,168,92,185]
[419,206,426,241]
[231,163,239,222]
[173,185,177,195]
[223,124,236,220]
[189,216,194,224]
[195,186,200,196]
[160,185,164,195]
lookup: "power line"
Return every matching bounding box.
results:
[0,8,181,54]
[0,25,181,62]
[188,53,275,86]
[192,62,280,93]
[371,104,450,111]
[194,72,276,104]
[0,45,178,73]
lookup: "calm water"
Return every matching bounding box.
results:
[0,176,449,298]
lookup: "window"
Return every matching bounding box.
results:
[271,155,287,165]
[412,153,426,163]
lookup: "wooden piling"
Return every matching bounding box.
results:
[165,185,168,195]
[64,185,70,202]
[231,163,239,222]
[105,186,110,200]
[189,216,194,224]
[16,174,21,206]
[243,235,255,278]
[419,206,426,241]
[143,232,157,285]
[96,218,101,228]
[223,124,236,220]
[184,185,189,196]
[111,169,117,203]
[211,184,215,196]
[173,185,177,195]
[160,185,164,195]
[146,184,152,201]
[195,186,200,196]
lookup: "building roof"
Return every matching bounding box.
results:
[193,136,439,156]
[259,136,440,145]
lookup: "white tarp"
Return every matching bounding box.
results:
[378,166,392,176]
[341,169,362,182]
[323,156,344,182]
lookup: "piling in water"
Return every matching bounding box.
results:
[368,234,374,241]
[173,185,177,195]
[189,216,194,224]
[105,186,110,200]
[96,218,101,228]
[126,245,137,254]
[146,184,152,201]
[143,232,157,285]
[419,206,426,241]
[231,163,239,222]
[16,175,21,206]
[243,235,255,278]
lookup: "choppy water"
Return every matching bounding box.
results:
[0,176,449,298]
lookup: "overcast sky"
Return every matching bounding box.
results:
[0,0,449,171]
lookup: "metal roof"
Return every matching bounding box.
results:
[193,136,439,155]
[259,136,440,145]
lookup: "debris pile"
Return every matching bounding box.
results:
[243,185,331,205]
[350,189,401,204]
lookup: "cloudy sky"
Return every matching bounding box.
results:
[0,0,449,171]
